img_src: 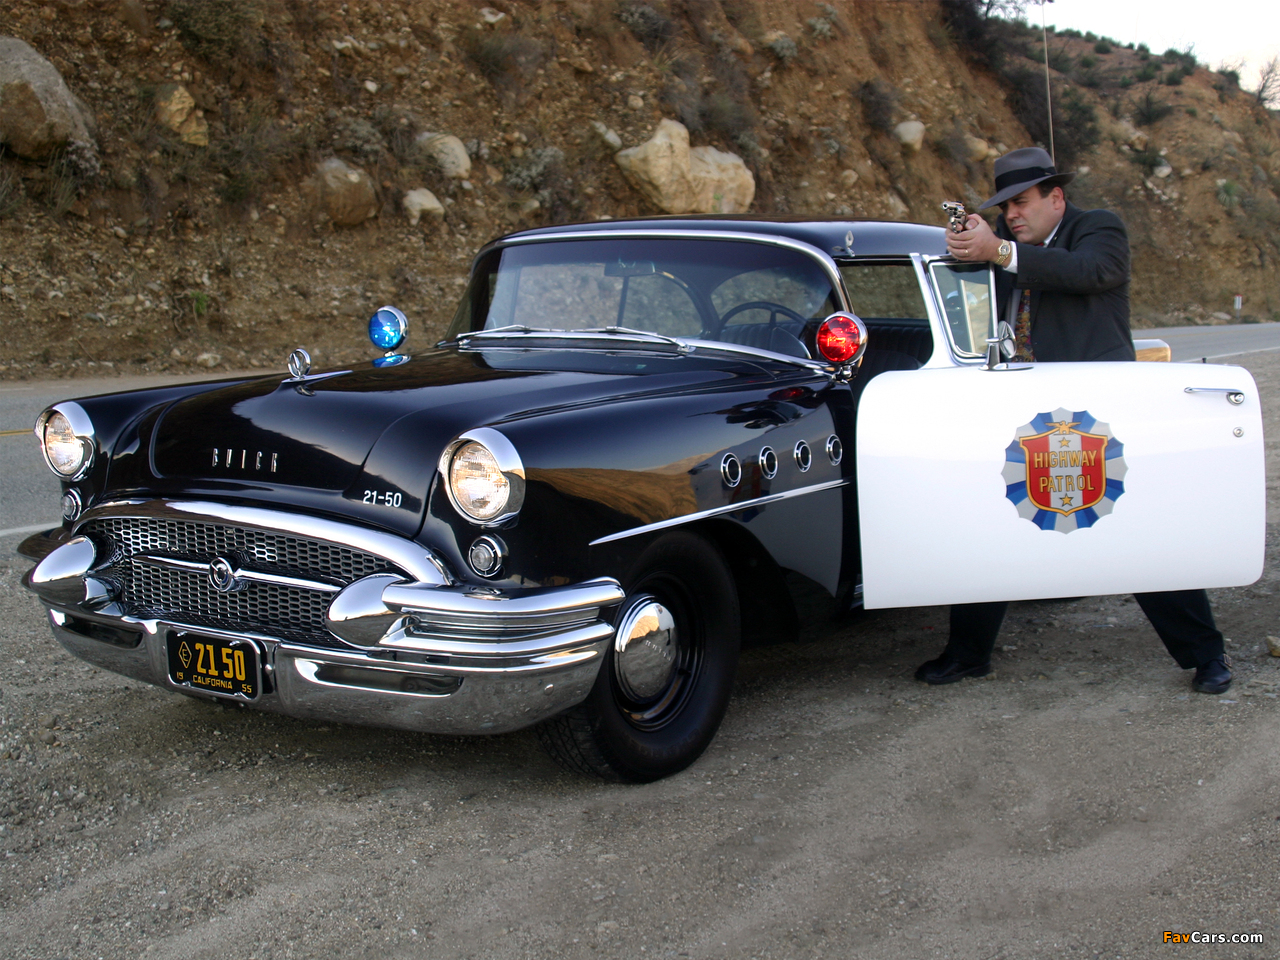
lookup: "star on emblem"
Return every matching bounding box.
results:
[1059,494,1074,507]
[1059,436,1072,448]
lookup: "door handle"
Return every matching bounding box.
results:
[1184,387,1245,405]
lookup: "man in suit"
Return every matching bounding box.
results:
[914,147,1232,695]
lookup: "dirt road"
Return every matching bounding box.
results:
[2,355,1278,960]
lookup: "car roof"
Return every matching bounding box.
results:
[490,216,950,259]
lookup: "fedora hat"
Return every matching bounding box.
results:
[979,147,1075,209]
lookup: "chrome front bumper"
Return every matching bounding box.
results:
[21,505,625,735]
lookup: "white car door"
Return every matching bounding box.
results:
[856,361,1264,608]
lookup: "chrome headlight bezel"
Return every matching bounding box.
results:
[439,427,526,525]
[35,402,96,482]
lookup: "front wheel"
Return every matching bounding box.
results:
[537,532,741,782]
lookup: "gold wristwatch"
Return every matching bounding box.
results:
[995,240,1012,268]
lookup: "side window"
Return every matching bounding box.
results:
[929,262,996,357]
[838,263,928,319]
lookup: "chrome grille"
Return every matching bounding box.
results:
[84,517,392,582]
[81,518,405,646]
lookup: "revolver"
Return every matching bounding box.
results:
[941,200,968,234]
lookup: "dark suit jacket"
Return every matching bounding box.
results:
[995,201,1136,362]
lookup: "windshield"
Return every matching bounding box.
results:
[447,238,841,360]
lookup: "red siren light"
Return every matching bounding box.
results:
[815,313,867,365]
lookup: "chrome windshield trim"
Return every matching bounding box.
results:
[74,500,450,585]
[131,554,343,593]
[588,478,849,546]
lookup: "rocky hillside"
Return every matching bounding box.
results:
[0,0,1276,381]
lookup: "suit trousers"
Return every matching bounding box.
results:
[945,590,1224,670]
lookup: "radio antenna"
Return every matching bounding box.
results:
[1041,1,1055,164]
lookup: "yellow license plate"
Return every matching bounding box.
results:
[166,632,259,699]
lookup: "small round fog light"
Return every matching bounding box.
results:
[60,490,83,521]
[468,535,506,577]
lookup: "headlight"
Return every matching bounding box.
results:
[37,403,95,481]
[440,428,525,524]
[451,442,509,520]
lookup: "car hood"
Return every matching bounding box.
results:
[150,347,763,493]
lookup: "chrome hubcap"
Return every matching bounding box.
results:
[613,595,678,702]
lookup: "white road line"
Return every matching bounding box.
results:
[0,522,58,539]
[1176,345,1280,362]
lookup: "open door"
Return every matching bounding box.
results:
[857,361,1264,608]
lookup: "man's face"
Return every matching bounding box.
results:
[1000,185,1066,244]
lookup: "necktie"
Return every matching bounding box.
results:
[1012,241,1044,362]
[1014,289,1035,361]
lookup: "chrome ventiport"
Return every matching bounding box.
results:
[825,435,843,465]
[758,446,778,480]
[794,440,812,472]
[613,595,677,702]
[720,452,742,488]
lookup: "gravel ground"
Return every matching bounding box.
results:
[2,354,1279,960]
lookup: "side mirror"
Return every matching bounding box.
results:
[984,320,1017,370]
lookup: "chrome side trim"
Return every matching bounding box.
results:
[588,478,849,546]
[133,553,343,593]
[72,500,449,585]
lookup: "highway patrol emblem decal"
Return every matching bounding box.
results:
[1003,408,1126,533]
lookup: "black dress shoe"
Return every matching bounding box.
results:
[1192,656,1232,694]
[915,655,992,685]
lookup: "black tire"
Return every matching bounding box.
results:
[537,532,741,782]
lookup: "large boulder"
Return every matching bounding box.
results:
[0,37,97,160]
[313,158,379,226]
[414,132,471,179]
[154,84,208,147]
[615,119,754,214]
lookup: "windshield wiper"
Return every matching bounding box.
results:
[440,325,552,346]
[444,325,695,353]
[577,326,694,352]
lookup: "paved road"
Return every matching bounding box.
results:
[4,322,1279,538]
[1146,321,1280,362]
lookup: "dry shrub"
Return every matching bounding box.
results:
[167,0,262,68]
[462,32,547,103]
[855,79,898,132]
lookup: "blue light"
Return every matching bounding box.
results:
[368,306,407,351]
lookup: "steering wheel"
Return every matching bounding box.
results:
[718,300,809,330]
